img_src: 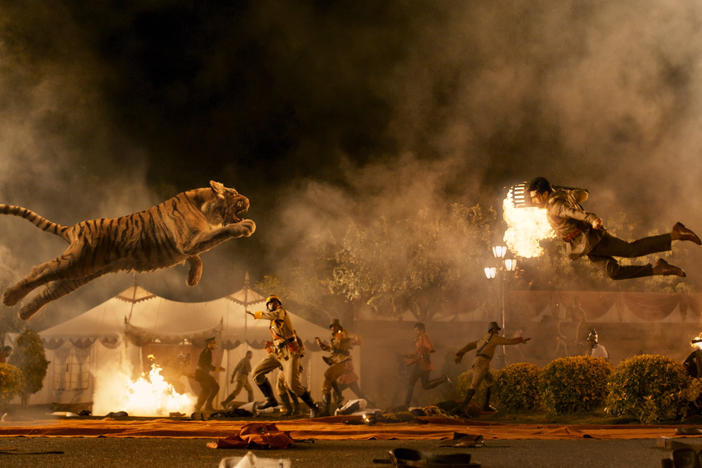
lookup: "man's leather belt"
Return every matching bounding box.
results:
[562,228,582,243]
[276,337,296,349]
[477,353,491,359]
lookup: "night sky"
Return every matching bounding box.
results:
[2,0,702,328]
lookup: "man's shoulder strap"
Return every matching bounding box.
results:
[476,333,494,355]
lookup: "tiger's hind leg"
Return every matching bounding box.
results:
[18,272,105,320]
[3,245,86,307]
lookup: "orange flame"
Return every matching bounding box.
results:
[502,197,555,258]
[93,362,196,417]
[123,363,195,416]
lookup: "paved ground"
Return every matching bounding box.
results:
[0,436,686,467]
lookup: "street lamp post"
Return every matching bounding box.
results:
[484,245,517,368]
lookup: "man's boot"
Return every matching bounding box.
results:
[319,393,331,417]
[463,388,476,406]
[279,392,293,416]
[256,379,278,410]
[193,392,206,418]
[331,382,344,411]
[289,390,300,415]
[652,258,686,277]
[300,391,319,418]
[482,388,496,412]
[454,388,476,416]
[673,222,702,245]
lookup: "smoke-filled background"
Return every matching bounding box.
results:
[1,0,702,341]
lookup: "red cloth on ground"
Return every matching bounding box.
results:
[207,423,294,449]
[4,417,702,441]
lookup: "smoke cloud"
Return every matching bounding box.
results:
[0,0,701,339]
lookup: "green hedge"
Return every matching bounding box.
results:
[606,354,689,423]
[494,363,541,412]
[539,356,612,414]
[0,363,24,404]
[452,354,695,422]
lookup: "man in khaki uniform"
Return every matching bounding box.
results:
[455,322,530,413]
[315,318,361,416]
[256,340,300,416]
[221,350,254,407]
[247,295,319,417]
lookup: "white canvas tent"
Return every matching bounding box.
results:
[34,280,336,407]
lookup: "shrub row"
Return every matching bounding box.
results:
[0,363,24,406]
[456,354,694,423]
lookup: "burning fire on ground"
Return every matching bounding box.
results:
[93,358,195,417]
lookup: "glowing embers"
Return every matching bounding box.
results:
[502,197,555,258]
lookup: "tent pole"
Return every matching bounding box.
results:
[243,271,249,345]
[128,273,137,322]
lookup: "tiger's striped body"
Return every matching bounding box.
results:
[1,180,255,320]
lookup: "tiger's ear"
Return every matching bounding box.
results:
[209,180,225,199]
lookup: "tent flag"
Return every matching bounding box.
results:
[226,272,266,306]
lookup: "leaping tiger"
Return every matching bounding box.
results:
[1,180,256,320]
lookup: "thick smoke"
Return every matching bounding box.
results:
[0,3,148,329]
[264,0,702,297]
[1,0,701,362]
[255,0,702,384]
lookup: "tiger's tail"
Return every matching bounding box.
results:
[0,204,70,241]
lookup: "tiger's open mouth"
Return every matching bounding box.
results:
[228,197,250,224]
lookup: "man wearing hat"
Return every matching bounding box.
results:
[247,295,319,417]
[455,321,530,413]
[315,319,362,416]
[193,336,224,417]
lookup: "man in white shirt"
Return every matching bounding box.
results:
[587,329,608,360]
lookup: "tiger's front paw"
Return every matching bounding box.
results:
[3,285,26,306]
[230,219,256,237]
[18,303,40,320]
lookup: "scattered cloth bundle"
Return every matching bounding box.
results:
[207,423,294,450]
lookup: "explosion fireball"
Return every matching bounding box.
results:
[502,196,555,258]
